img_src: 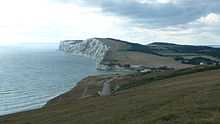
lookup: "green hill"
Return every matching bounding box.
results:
[96,39,220,68]
[1,66,220,124]
[148,42,220,59]
[59,38,220,70]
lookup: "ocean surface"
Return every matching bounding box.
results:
[0,44,99,116]
[209,45,220,48]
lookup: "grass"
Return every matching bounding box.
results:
[104,51,192,69]
[117,65,220,91]
[1,66,220,124]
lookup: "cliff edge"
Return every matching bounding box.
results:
[60,38,220,71]
[59,38,193,71]
[59,38,110,70]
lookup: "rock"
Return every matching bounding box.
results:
[59,38,110,69]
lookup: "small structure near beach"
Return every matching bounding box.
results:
[100,78,116,96]
[100,82,111,96]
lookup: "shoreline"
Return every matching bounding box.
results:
[0,49,99,117]
[0,69,133,117]
[1,38,220,123]
[1,65,220,124]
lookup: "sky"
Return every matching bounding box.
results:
[0,0,220,45]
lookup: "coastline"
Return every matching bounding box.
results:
[1,65,220,124]
[1,38,220,123]
[0,46,99,117]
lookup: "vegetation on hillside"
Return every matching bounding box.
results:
[149,42,220,58]
[174,57,219,65]
[1,65,220,124]
[101,39,220,69]
[117,65,220,91]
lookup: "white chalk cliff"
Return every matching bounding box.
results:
[59,38,110,70]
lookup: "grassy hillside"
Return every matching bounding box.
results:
[1,66,220,124]
[148,42,220,64]
[93,39,220,70]
[99,39,192,69]
[148,42,220,57]
[61,38,220,69]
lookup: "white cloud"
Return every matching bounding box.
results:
[198,13,220,25]
[0,0,219,45]
[137,0,176,4]
[0,0,128,44]
[156,0,176,4]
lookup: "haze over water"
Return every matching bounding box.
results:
[0,44,98,116]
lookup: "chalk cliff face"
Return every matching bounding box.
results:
[59,37,197,71]
[59,38,110,70]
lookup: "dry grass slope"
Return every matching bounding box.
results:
[1,67,220,124]
[102,39,192,69]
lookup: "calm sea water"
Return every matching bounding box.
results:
[209,45,220,48]
[0,44,98,116]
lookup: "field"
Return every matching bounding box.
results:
[110,51,192,69]
[100,39,220,70]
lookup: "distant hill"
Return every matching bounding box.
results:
[148,42,220,58]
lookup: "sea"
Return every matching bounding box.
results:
[209,45,220,48]
[0,44,99,116]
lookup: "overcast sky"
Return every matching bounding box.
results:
[0,0,220,45]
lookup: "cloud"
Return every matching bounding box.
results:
[51,0,220,45]
[0,0,129,44]
[62,0,220,28]
[133,0,177,4]
[1,0,220,45]
[155,0,177,4]
[198,13,220,25]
